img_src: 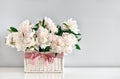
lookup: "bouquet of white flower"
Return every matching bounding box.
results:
[5,17,81,72]
[6,17,81,53]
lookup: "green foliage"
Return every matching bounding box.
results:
[8,27,18,32]
[63,23,81,37]
[78,38,81,42]
[55,25,63,36]
[42,19,46,28]
[26,46,38,51]
[75,44,81,50]
[10,41,15,45]
[63,23,69,28]
[32,23,39,31]
[55,24,81,39]
[44,46,51,52]
[55,53,58,57]
[49,30,52,33]
[39,46,51,52]
[63,29,80,38]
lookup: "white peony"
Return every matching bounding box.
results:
[62,18,79,33]
[18,20,35,51]
[13,32,35,51]
[51,35,65,53]
[18,20,34,38]
[6,32,24,51]
[37,26,51,49]
[18,20,32,31]
[51,45,63,54]
[61,33,77,54]
[52,35,65,47]
[6,18,80,53]
[37,25,48,38]
[6,33,16,48]
[51,33,77,54]
[6,20,35,51]
[44,17,58,33]
[63,46,73,54]
[62,33,76,46]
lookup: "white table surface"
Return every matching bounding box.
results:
[0,67,120,79]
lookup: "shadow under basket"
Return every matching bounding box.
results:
[24,55,64,72]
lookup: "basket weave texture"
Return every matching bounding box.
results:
[24,56,63,72]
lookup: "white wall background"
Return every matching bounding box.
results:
[0,0,120,67]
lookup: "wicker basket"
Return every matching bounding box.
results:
[24,52,63,72]
[24,73,63,79]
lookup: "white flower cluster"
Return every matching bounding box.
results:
[6,17,81,54]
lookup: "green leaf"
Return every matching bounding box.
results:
[33,34,37,41]
[78,38,81,42]
[8,29,13,32]
[75,44,80,50]
[62,23,81,37]
[44,46,51,52]
[63,23,68,26]
[34,48,38,51]
[39,47,44,52]
[10,27,18,32]
[8,27,18,32]
[42,19,46,28]
[55,25,63,36]
[77,33,81,36]
[62,29,81,38]
[30,46,34,48]
[26,46,38,51]
[63,23,70,29]
[39,46,51,52]
[49,30,52,33]
[32,23,39,31]
[55,53,58,57]
[10,41,15,45]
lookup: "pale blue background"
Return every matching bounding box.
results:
[0,0,120,67]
